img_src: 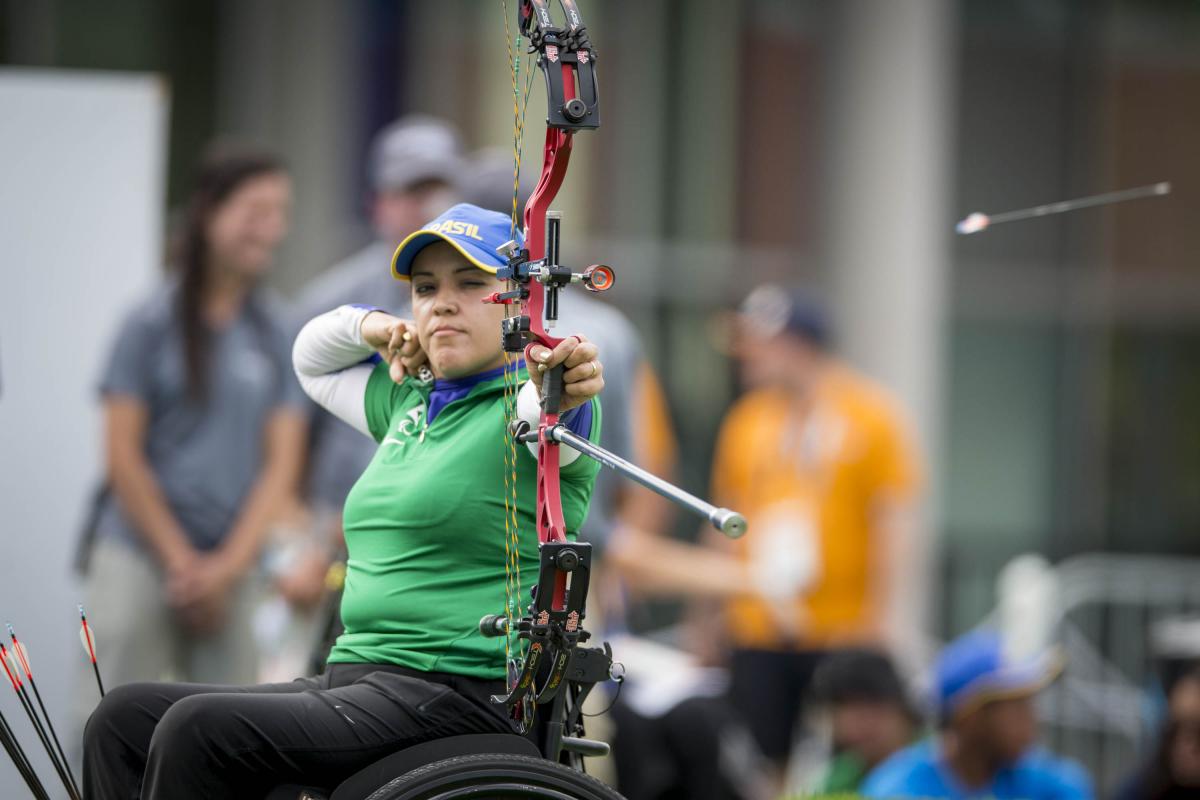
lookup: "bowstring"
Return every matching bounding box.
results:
[500,0,537,695]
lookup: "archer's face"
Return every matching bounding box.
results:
[410,241,507,380]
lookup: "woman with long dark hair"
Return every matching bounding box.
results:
[83,147,307,694]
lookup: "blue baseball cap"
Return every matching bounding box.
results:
[391,203,524,281]
[737,284,830,346]
[935,629,1063,721]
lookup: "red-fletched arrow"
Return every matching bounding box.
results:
[0,641,77,800]
[7,624,79,799]
[78,605,104,699]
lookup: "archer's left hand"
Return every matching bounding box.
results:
[527,335,604,414]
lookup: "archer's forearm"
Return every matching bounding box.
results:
[614,483,676,541]
[108,452,194,569]
[868,499,920,648]
[609,530,749,599]
[217,411,307,576]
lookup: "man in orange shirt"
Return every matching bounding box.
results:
[613,284,923,788]
[715,284,922,777]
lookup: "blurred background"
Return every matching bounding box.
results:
[2,0,1200,797]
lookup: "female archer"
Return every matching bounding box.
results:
[81,203,606,799]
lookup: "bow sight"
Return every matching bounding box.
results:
[489,214,616,352]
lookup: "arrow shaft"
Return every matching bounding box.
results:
[9,630,81,798]
[985,182,1170,226]
[0,709,49,800]
[13,683,77,800]
[26,676,79,798]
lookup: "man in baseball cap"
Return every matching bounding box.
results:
[862,630,1092,799]
[368,114,464,195]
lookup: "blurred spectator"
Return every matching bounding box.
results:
[801,649,922,795]
[608,284,923,793]
[718,284,923,784]
[1114,662,1200,800]
[461,145,528,220]
[79,146,307,698]
[862,629,1092,800]
[288,116,464,621]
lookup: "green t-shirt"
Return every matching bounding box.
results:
[327,361,601,678]
[817,751,869,795]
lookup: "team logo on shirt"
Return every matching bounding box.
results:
[383,404,426,446]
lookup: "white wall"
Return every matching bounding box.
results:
[0,68,167,796]
[823,0,955,656]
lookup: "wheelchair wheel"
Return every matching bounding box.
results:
[362,752,625,800]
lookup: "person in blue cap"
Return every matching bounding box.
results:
[861,629,1093,800]
[81,203,606,799]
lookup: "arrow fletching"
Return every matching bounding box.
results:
[0,645,21,690]
[79,618,97,664]
[14,642,30,680]
[955,212,989,235]
[7,625,32,679]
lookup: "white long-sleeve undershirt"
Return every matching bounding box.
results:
[292,305,379,437]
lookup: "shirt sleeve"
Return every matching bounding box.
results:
[1054,769,1095,800]
[293,305,388,438]
[709,398,755,510]
[98,304,158,402]
[1039,757,1095,800]
[859,751,924,799]
[560,396,602,482]
[864,401,921,503]
[362,360,413,443]
[514,380,600,471]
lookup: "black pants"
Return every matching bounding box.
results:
[612,695,766,800]
[82,662,513,800]
[728,648,828,767]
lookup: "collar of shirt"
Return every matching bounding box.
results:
[426,360,524,423]
[424,359,591,439]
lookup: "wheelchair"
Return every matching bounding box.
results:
[267,587,625,800]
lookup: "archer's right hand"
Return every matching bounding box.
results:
[360,312,429,384]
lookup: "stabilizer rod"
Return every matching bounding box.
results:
[514,422,747,538]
